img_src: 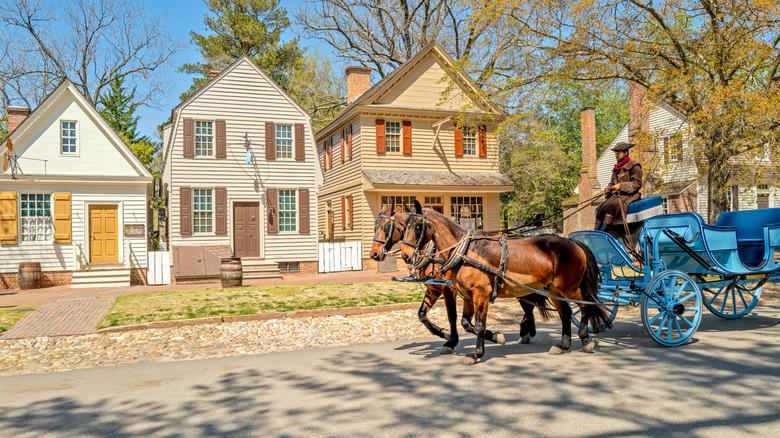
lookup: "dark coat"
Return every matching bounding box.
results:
[600,158,643,218]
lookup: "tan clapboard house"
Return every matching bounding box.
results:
[315,41,513,270]
[1,79,152,288]
[160,56,322,281]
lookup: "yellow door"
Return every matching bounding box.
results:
[89,205,118,263]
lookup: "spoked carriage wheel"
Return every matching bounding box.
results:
[700,277,762,319]
[641,270,703,347]
[570,300,618,333]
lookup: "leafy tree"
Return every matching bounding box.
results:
[98,75,158,167]
[287,51,345,131]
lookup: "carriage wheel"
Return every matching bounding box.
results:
[570,300,618,333]
[641,270,703,347]
[701,278,762,319]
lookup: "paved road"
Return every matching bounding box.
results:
[2,304,780,437]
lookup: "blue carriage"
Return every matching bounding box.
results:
[569,200,780,346]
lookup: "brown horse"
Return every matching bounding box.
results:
[369,203,509,352]
[400,201,611,364]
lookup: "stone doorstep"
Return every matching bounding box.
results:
[95,302,421,334]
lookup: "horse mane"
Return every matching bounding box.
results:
[423,207,506,261]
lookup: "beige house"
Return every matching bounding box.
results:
[315,42,513,270]
[160,56,322,281]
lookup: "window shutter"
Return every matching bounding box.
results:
[328,139,333,168]
[732,186,739,211]
[663,136,669,163]
[299,188,310,234]
[215,187,227,235]
[341,129,345,162]
[267,188,278,234]
[321,142,327,171]
[349,195,354,229]
[180,187,192,236]
[183,118,194,158]
[295,123,305,161]
[347,124,353,159]
[676,139,683,161]
[53,192,71,243]
[454,125,463,157]
[402,120,412,155]
[265,122,275,160]
[215,120,226,158]
[0,191,17,244]
[478,125,487,157]
[376,119,386,154]
[342,196,346,230]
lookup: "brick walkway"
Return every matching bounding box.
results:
[2,296,117,339]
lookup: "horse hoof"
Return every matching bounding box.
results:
[583,340,596,353]
[548,345,564,355]
[462,356,478,365]
[495,333,506,345]
[441,346,455,355]
[519,335,531,344]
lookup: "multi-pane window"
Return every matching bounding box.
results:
[193,189,213,233]
[381,195,416,213]
[276,125,293,159]
[61,121,77,154]
[195,121,214,156]
[451,196,483,230]
[661,196,669,214]
[425,196,444,213]
[664,135,683,163]
[385,121,401,152]
[279,190,297,232]
[20,193,53,242]
[462,126,477,155]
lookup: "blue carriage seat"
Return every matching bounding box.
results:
[642,212,712,274]
[714,208,780,268]
[614,196,663,224]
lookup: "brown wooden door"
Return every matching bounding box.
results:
[234,202,260,258]
[757,194,769,209]
[89,204,118,263]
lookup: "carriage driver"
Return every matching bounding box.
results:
[594,142,643,231]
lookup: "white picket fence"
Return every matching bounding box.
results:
[318,242,362,273]
[147,251,171,285]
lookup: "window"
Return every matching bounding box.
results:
[61,121,77,154]
[661,196,669,214]
[276,125,293,159]
[381,195,416,213]
[20,193,53,242]
[425,196,444,213]
[279,189,297,232]
[462,126,477,156]
[664,135,683,163]
[193,189,213,233]
[451,196,483,229]
[385,121,401,152]
[278,261,300,273]
[195,121,214,156]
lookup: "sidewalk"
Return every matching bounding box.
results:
[0,269,409,339]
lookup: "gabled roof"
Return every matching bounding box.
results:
[3,78,152,178]
[316,41,507,140]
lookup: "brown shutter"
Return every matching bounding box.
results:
[663,136,669,163]
[732,186,739,211]
[376,119,385,154]
[267,188,278,234]
[342,196,346,230]
[265,122,275,160]
[328,139,333,168]
[0,191,17,244]
[53,192,71,243]
[478,125,487,157]
[183,118,194,158]
[402,120,412,155]
[180,187,192,236]
[295,123,305,161]
[215,120,226,158]
[676,139,683,161]
[341,129,345,162]
[349,195,354,229]
[215,187,227,235]
[321,142,327,171]
[347,124,353,159]
[299,188,310,234]
[454,125,463,157]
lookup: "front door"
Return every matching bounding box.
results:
[234,202,260,258]
[89,204,118,263]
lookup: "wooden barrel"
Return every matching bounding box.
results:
[220,258,243,288]
[18,262,42,290]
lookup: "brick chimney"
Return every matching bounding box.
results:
[628,79,657,194]
[628,80,649,142]
[579,106,599,227]
[5,106,31,134]
[345,66,372,103]
[208,69,221,81]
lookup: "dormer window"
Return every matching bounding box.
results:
[61,121,77,154]
[195,121,214,156]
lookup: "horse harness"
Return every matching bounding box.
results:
[373,210,404,253]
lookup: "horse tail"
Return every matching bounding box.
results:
[573,240,613,332]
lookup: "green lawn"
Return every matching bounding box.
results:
[0,305,39,334]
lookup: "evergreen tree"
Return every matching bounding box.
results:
[98,75,157,167]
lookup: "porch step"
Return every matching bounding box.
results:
[71,268,131,288]
[239,258,282,280]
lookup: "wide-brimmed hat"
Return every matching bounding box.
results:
[612,142,635,151]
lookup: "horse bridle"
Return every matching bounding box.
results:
[402,208,429,264]
[373,208,404,255]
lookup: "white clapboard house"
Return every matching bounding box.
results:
[160,56,322,281]
[1,79,153,288]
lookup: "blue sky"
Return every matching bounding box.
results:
[138,0,329,140]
